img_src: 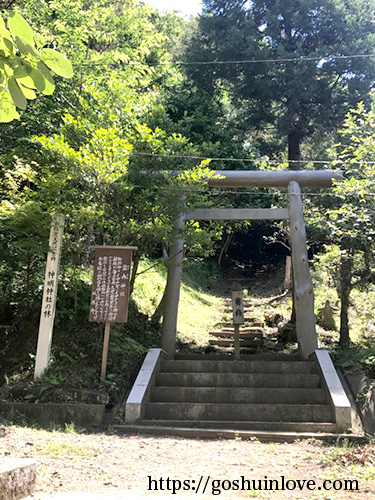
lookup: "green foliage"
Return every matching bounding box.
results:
[186,0,375,159]
[0,10,72,121]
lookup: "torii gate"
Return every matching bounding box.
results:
[160,170,343,360]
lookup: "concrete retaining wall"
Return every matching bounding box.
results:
[0,402,105,428]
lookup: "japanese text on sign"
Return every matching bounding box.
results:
[41,219,63,320]
[231,285,244,325]
[89,247,134,323]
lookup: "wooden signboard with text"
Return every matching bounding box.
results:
[89,246,137,323]
[89,246,137,380]
[231,282,244,360]
[231,282,244,325]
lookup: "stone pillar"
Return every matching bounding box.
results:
[288,181,318,358]
[160,202,185,358]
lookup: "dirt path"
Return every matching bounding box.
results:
[1,425,374,499]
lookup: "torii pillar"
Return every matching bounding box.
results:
[160,170,343,359]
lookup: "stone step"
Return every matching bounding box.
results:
[209,331,263,339]
[161,360,317,374]
[209,339,262,347]
[0,459,37,500]
[219,321,264,328]
[136,419,339,433]
[174,353,302,361]
[151,387,328,404]
[156,372,321,388]
[221,327,264,333]
[214,347,259,354]
[145,402,333,422]
[220,307,257,313]
[113,424,364,443]
[223,298,254,304]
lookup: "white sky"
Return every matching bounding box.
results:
[145,0,203,17]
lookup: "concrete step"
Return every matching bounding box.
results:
[145,402,333,422]
[113,424,365,443]
[156,372,321,388]
[151,387,328,404]
[137,419,339,433]
[161,360,317,374]
[209,339,262,347]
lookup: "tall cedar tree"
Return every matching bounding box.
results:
[185,0,375,165]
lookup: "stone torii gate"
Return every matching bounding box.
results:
[160,170,343,360]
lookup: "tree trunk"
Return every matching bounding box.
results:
[283,255,293,291]
[287,130,302,321]
[218,232,233,269]
[151,285,168,322]
[288,129,301,169]
[339,242,353,347]
[129,252,140,297]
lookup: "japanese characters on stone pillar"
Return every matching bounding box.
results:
[89,246,137,380]
[34,214,64,380]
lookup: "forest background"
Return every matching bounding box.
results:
[1,0,375,404]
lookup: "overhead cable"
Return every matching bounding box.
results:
[131,151,374,165]
[126,53,375,67]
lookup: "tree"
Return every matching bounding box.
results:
[309,101,375,346]
[0,10,72,122]
[185,0,375,164]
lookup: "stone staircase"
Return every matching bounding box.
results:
[127,354,339,434]
[209,298,265,352]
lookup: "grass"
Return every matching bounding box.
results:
[132,258,223,347]
[316,442,375,488]
[36,440,98,457]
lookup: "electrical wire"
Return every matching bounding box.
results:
[131,150,375,165]
[123,182,375,198]
[125,53,375,67]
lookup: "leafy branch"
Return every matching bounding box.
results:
[0,11,73,122]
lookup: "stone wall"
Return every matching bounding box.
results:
[344,370,375,435]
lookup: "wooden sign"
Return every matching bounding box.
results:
[89,246,137,323]
[231,282,244,360]
[34,214,64,380]
[231,282,244,325]
[89,246,137,381]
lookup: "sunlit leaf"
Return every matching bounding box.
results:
[41,48,73,78]
[0,89,20,122]
[18,83,36,100]
[16,67,45,92]
[0,26,15,55]
[8,76,27,110]
[8,12,34,46]
[13,63,31,78]
[15,36,40,59]
[34,34,45,49]
[37,61,55,95]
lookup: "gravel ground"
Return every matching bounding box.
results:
[0,425,374,499]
